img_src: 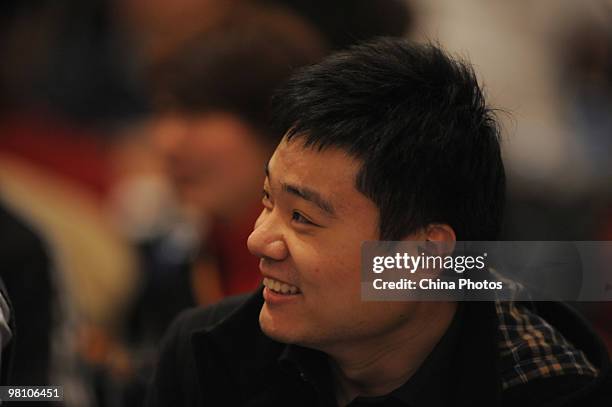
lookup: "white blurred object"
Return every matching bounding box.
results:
[108,174,203,255]
[412,0,600,197]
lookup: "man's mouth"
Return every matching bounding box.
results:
[263,277,301,295]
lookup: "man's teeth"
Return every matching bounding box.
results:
[263,277,300,295]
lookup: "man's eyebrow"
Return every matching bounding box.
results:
[282,183,336,217]
[265,161,336,217]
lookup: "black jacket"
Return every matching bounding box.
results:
[0,203,52,386]
[147,290,612,406]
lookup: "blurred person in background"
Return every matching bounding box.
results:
[110,5,328,406]
[0,273,14,386]
[1,0,146,405]
[0,203,49,388]
[141,3,328,322]
[558,18,612,186]
[261,0,410,50]
[117,0,410,67]
[0,203,38,386]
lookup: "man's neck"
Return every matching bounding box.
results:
[325,301,458,406]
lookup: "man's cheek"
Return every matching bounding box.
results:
[321,262,360,291]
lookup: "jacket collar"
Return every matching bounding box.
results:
[190,289,288,404]
[452,301,504,406]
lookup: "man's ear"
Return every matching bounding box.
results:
[425,224,456,242]
[424,224,456,255]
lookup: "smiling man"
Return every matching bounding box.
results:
[146,39,611,406]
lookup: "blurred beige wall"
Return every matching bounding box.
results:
[411,0,611,197]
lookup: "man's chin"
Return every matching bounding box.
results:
[259,303,301,344]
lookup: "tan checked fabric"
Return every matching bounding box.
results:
[495,301,599,390]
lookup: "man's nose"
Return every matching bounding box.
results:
[247,210,288,261]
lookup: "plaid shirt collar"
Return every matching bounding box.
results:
[495,301,600,390]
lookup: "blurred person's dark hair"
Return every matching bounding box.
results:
[0,0,149,128]
[561,22,612,89]
[260,0,412,50]
[149,5,328,146]
[272,39,506,241]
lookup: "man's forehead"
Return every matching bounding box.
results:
[267,138,360,185]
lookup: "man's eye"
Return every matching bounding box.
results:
[291,211,314,225]
[262,190,273,207]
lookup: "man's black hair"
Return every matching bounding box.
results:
[271,38,506,240]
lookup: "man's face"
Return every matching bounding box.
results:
[247,138,418,350]
[152,111,268,217]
